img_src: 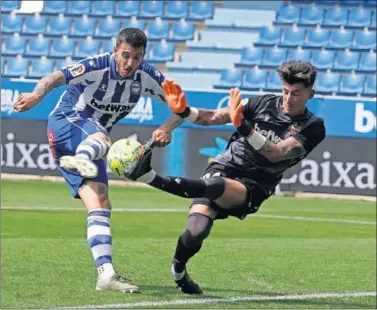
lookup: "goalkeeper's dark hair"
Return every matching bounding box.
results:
[277,61,317,88]
[116,28,147,52]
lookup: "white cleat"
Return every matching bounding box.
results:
[60,155,98,178]
[96,275,140,293]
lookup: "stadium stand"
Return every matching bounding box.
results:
[1,0,375,97]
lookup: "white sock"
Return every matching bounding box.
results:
[97,263,116,280]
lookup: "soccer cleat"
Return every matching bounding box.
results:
[171,262,203,294]
[60,155,98,178]
[96,275,140,293]
[124,140,155,181]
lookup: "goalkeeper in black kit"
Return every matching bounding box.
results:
[125,61,326,294]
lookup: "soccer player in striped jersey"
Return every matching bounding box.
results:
[13,28,183,293]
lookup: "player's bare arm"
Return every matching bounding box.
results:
[153,114,184,147]
[194,107,231,126]
[257,136,306,162]
[162,79,231,126]
[14,71,66,112]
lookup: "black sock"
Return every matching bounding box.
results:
[149,174,225,200]
[173,236,202,273]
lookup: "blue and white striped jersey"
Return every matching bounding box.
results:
[50,53,165,131]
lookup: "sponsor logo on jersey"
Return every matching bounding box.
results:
[289,123,301,135]
[68,63,85,77]
[254,123,283,144]
[90,98,136,113]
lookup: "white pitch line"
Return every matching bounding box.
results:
[2,206,376,225]
[58,291,376,309]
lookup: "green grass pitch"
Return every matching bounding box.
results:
[1,180,376,309]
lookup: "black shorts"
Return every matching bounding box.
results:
[191,163,268,220]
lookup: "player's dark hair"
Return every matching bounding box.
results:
[277,61,317,87]
[116,28,147,52]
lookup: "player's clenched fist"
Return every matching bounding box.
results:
[162,79,199,122]
[162,79,187,114]
[13,92,42,112]
[228,88,244,128]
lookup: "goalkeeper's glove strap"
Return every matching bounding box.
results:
[237,121,266,151]
[177,107,199,123]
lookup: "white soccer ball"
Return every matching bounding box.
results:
[107,138,141,177]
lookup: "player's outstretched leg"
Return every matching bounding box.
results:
[125,144,226,201]
[60,137,110,178]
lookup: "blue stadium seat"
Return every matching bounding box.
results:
[25,36,50,57]
[171,21,194,41]
[189,1,214,20]
[358,51,376,72]
[91,1,115,16]
[3,35,26,56]
[339,74,365,95]
[50,38,75,58]
[334,50,359,71]
[214,68,244,88]
[348,8,372,28]
[353,30,376,50]
[115,1,139,17]
[1,58,5,74]
[304,28,330,47]
[242,69,268,90]
[1,0,20,12]
[236,47,263,66]
[280,27,306,47]
[4,56,28,77]
[371,11,376,28]
[42,1,67,14]
[139,1,164,18]
[365,0,377,7]
[262,47,287,67]
[324,7,348,26]
[311,50,335,69]
[299,6,324,25]
[55,58,76,70]
[28,58,54,79]
[74,39,100,59]
[257,26,282,46]
[168,51,240,72]
[66,1,91,15]
[123,19,145,31]
[327,29,353,49]
[287,48,311,62]
[23,15,47,35]
[102,39,115,53]
[315,72,340,94]
[363,74,376,96]
[165,1,188,19]
[275,4,300,24]
[96,18,121,38]
[149,42,175,62]
[46,15,71,36]
[1,14,23,34]
[166,72,219,89]
[147,20,169,40]
[71,16,96,37]
[265,70,282,91]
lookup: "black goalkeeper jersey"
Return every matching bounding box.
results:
[212,94,326,196]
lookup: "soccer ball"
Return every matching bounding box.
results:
[107,138,141,177]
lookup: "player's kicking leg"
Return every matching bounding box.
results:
[60,133,111,178]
